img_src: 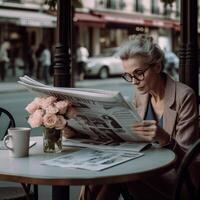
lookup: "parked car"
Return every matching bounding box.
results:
[85,47,180,80]
[85,47,123,79]
[164,51,179,80]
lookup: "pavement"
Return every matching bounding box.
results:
[0,67,125,94]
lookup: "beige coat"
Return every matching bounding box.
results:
[133,74,199,159]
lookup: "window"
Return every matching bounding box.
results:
[134,0,144,13]
[151,0,159,14]
[106,0,116,9]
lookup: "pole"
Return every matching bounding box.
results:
[179,0,187,83]
[185,0,199,105]
[53,0,72,87]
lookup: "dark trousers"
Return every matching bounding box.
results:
[42,65,50,84]
[0,61,6,81]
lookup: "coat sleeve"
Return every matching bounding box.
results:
[174,88,199,153]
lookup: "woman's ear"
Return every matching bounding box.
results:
[153,64,162,73]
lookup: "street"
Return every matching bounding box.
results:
[0,77,134,200]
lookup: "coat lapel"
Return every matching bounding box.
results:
[163,75,177,135]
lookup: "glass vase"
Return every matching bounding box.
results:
[43,127,62,153]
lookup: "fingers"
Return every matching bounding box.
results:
[133,120,157,127]
[131,120,158,142]
[62,127,77,139]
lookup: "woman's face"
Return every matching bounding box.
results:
[122,57,159,94]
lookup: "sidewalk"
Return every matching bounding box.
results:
[0,68,125,94]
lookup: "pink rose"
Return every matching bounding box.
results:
[25,97,43,114]
[45,105,59,114]
[41,96,57,110]
[43,113,58,128]
[54,100,70,114]
[55,115,67,130]
[27,109,44,128]
[66,106,77,118]
[33,97,43,107]
[25,102,39,114]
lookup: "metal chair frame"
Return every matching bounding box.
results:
[0,107,16,140]
[0,107,38,200]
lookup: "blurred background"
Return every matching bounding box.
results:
[0,1,195,199]
[0,0,184,83]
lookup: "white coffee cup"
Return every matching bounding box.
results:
[3,127,31,157]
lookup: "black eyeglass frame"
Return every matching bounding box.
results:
[121,65,152,82]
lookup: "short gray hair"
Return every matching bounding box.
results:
[117,35,165,70]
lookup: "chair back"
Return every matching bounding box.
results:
[173,138,200,200]
[0,107,16,140]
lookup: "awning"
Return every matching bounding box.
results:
[0,9,56,28]
[93,10,179,30]
[74,12,105,28]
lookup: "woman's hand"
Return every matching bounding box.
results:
[132,120,170,145]
[132,120,157,142]
[62,126,77,139]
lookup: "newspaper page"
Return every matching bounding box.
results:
[41,148,143,171]
[18,76,143,142]
[62,138,151,152]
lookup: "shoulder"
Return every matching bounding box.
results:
[168,79,196,110]
[175,81,195,98]
[165,73,196,103]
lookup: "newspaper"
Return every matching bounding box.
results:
[63,138,151,152]
[41,148,143,171]
[18,75,143,142]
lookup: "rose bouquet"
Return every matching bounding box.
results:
[25,96,76,152]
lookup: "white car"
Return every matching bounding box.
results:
[85,47,123,79]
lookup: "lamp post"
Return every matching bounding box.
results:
[179,0,199,106]
[52,0,72,199]
[53,0,72,87]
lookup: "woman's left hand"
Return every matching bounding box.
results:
[132,120,158,142]
[132,120,169,145]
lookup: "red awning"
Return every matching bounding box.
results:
[93,11,179,30]
[74,12,105,28]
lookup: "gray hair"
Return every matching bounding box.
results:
[117,35,165,70]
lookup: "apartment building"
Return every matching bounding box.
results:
[75,0,182,56]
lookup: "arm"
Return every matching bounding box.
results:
[174,89,199,152]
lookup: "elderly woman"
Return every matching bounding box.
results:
[79,35,199,200]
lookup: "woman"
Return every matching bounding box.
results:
[79,35,199,200]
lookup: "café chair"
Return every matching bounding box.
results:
[0,107,38,200]
[119,138,200,200]
[173,138,200,200]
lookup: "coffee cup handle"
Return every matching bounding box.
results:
[29,141,36,149]
[3,135,13,151]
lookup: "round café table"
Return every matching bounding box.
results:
[0,137,176,200]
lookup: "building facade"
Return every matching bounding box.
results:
[75,0,182,56]
[0,0,56,59]
[0,0,199,58]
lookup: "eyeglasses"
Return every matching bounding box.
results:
[121,65,152,82]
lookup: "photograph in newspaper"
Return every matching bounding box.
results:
[18,75,144,142]
[41,148,144,171]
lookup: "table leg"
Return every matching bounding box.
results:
[52,185,69,200]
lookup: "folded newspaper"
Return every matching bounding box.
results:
[41,148,143,171]
[18,76,149,151]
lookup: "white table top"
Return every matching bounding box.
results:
[0,137,176,186]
